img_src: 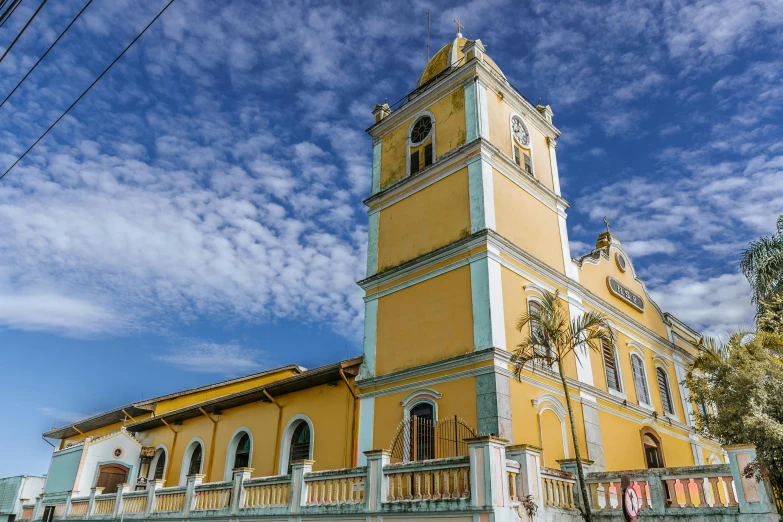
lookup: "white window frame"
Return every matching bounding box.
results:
[277,415,315,475]
[655,365,677,420]
[179,438,204,486]
[146,444,168,482]
[629,352,653,409]
[532,394,570,462]
[406,111,436,177]
[401,393,438,463]
[224,427,253,481]
[509,113,535,178]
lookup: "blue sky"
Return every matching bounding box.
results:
[0,0,781,477]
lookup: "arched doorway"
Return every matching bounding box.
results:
[95,463,129,494]
[640,428,665,468]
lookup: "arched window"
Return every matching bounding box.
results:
[147,447,167,481]
[188,444,203,475]
[407,114,435,176]
[602,339,622,392]
[288,422,311,473]
[630,354,651,406]
[234,433,251,469]
[656,367,674,415]
[409,402,435,461]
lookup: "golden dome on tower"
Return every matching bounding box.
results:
[417,35,506,88]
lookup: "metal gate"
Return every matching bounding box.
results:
[389,415,477,463]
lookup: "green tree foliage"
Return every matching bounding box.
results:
[741,215,783,313]
[758,294,783,336]
[687,331,783,485]
[511,290,614,522]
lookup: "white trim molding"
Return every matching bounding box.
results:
[400,388,443,407]
[179,437,205,486]
[278,415,314,475]
[532,393,570,460]
[223,427,253,481]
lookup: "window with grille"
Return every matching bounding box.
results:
[630,355,650,405]
[287,422,311,473]
[153,452,166,480]
[187,444,202,476]
[408,403,435,461]
[656,367,674,415]
[602,340,621,392]
[234,433,251,469]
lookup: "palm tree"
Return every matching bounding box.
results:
[741,215,783,312]
[510,290,614,522]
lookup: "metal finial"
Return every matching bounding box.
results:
[603,216,611,234]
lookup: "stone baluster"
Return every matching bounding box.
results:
[113,484,130,517]
[230,468,252,515]
[144,479,164,517]
[86,488,104,519]
[183,474,204,517]
[289,460,314,513]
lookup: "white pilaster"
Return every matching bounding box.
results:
[357,397,375,466]
[468,157,496,233]
[470,252,506,351]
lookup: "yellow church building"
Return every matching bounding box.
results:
[12,32,779,522]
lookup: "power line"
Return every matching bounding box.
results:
[0,0,22,29]
[0,0,48,64]
[0,0,176,182]
[0,0,94,109]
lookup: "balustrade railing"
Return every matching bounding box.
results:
[540,467,576,509]
[305,469,365,505]
[585,464,739,512]
[121,493,147,514]
[193,484,232,511]
[384,457,470,501]
[69,500,89,517]
[92,497,115,516]
[243,477,290,508]
[153,488,185,513]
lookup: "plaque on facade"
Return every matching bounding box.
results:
[607,277,645,312]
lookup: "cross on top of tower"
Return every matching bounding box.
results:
[453,19,464,37]
[603,216,611,234]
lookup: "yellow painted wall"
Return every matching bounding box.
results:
[379,89,466,190]
[508,379,585,461]
[375,265,474,375]
[371,376,478,459]
[498,266,578,380]
[484,85,554,192]
[493,169,566,273]
[377,168,470,271]
[153,368,300,415]
[134,382,357,485]
[577,246,670,339]
[540,409,567,468]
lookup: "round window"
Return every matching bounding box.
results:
[616,253,628,272]
[511,116,530,146]
[113,447,124,459]
[410,116,432,144]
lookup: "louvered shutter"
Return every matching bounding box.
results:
[602,340,621,391]
[424,143,433,167]
[410,151,420,174]
[657,367,673,414]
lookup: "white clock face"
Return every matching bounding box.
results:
[511,116,530,146]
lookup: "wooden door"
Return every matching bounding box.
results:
[95,464,128,494]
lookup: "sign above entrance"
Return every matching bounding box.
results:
[607,277,645,312]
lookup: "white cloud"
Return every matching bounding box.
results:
[157,341,270,375]
[623,239,677,258]
[649,272,754,337]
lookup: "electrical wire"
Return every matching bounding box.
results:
[0,0,48,64]
[0,0,94,109]
[0,0,176,181]
[0,0,22,29]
